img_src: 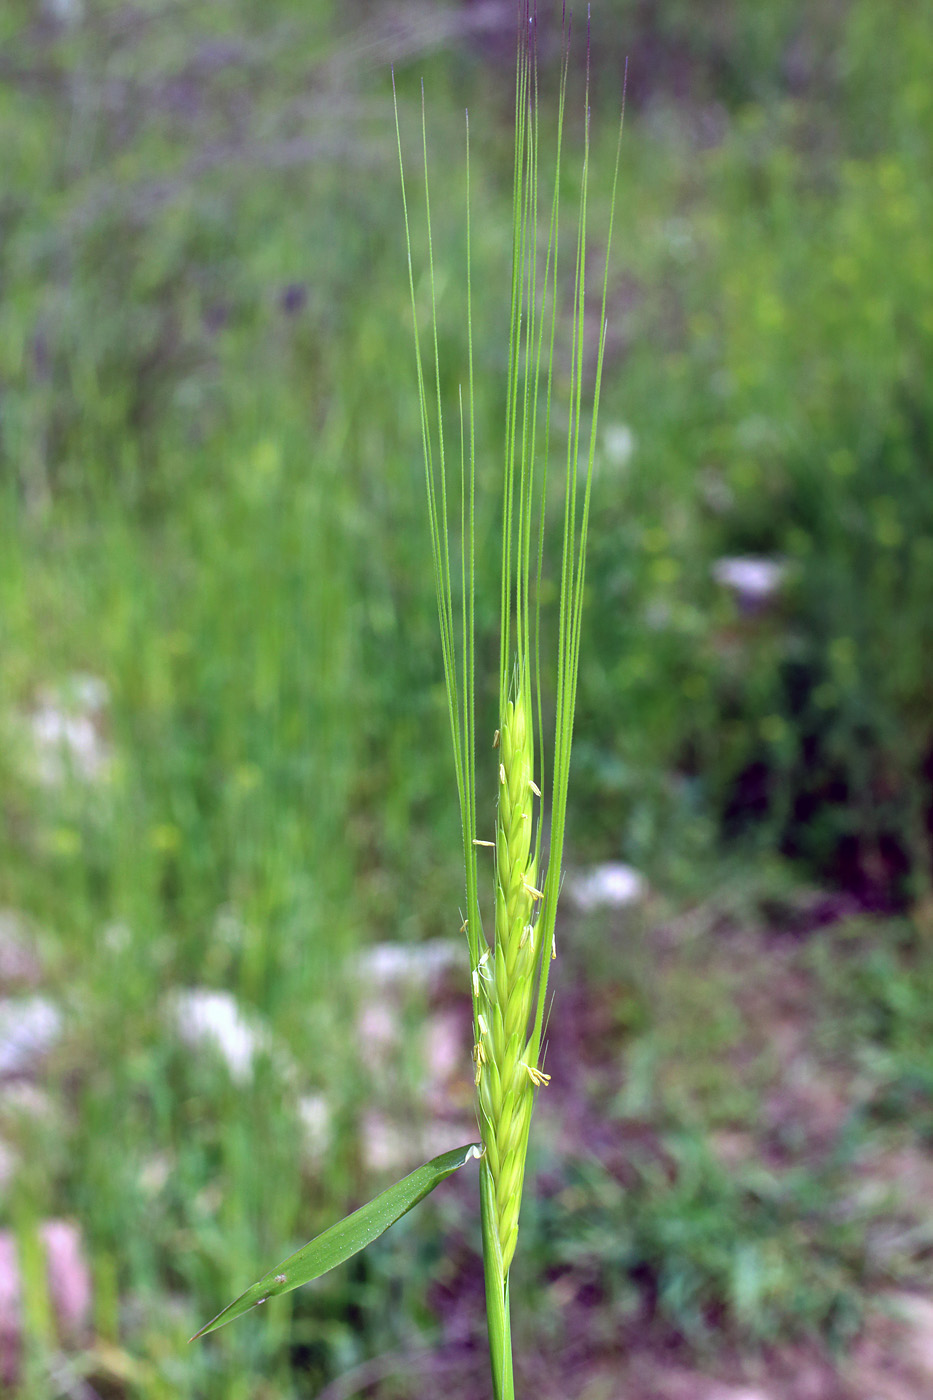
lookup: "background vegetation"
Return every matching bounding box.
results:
[1,1,931,1396]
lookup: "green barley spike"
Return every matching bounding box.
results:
[475,669,547,1272]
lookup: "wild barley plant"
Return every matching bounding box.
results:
[394,8,621,1386]
[193,7,621,1396]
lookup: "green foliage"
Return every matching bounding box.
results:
[2,0,933,1395]
[575,0,933,899]
[808,919,933,1145]
[538,1139,868,1348]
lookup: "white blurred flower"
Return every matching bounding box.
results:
[29,674,111,785]
[601,423,636,470]
[712,556,787,610]
[0,997,63,1077]
[168,989,272,1084]
[567,863,647,913]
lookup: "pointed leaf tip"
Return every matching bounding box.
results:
[190,1143,482,1341]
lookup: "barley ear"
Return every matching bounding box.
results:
[474,678,547,1273]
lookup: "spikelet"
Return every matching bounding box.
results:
[474,674,548,1272]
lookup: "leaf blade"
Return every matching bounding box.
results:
[191,1142,482,1340]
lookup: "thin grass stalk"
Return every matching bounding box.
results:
[480,1158,514,1400]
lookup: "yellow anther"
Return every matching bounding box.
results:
[493,729,500,748]
[473,838,495,848]
[523,879,544,901]
[499,763,506,785]
[522,1061,551,1088]
[477,1013,489,1038]
[519,923,534,948]
[473,1038,487,1085]
[529,779,541,797]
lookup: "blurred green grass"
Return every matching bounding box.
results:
[1,1,933,1395]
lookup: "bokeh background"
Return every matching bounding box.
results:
[1,1,932,1396]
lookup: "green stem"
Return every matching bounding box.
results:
[480,1159,515,1400]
